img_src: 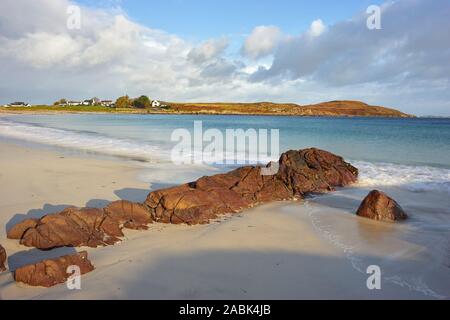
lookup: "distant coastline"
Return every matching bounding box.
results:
[0,100,415,118]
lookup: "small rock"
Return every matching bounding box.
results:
[357,190,408,222]
[15,251,95,287]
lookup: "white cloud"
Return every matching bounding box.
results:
[1,32,84,68]
[307,19,326,37]
[242,25,283,59]
[0,0,449,116]
[188,38,229,64]
[200,59,240,79]
[248,0,450,115]
[0,0,199,101]
[253,1,450,86]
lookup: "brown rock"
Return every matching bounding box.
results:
[7,218,38,240]
[20,207,112,249]
[16,201,153,249]
[104,200,153,231]
[277,149,359,195]
[145,148,358,225]
[9,148,358,249]
[15,251,94,287]
[0,244,6,272]
[356,190,408,222]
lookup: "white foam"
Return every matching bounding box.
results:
[1,119,449,195]
[0,118,165,162]
[354,160,450,194]
[0,118,279,166]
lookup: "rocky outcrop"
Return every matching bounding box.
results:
[146,149,358,224]
[8,201,152,250]
[8,148,358,249]
[14,251,94,287]
[7,218,38,240]
[356,190,408,222]
[0,244,6,272]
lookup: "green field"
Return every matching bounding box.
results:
[1,105,117,112]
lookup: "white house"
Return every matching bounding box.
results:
[152,100,161,108]
[83,98,101,106]
[7,102,31,107]
[100,100,114,107]
[67,101,82,106]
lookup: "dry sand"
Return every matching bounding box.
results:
[0,141,449,300]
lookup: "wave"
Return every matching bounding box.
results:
[0,118,165,162]
[0,118,277,165]
[353,160,450,194]
[1,118,449,194]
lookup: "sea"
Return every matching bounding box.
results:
[0,114,449,194]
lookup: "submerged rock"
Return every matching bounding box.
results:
[356,190,408,222]
[14,251,94,287]
[9,148,358,249]
[0,244,6,272]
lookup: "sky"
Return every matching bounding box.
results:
[76,0,384,39]
[0,0,449,116]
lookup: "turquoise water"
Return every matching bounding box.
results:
[1,114,449,193]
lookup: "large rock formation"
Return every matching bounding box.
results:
[356,190,408,222]
[8,201,152,250]
[15,251,94,287]
[0,244,6,272]
[8,148,358,249]
[146,149,358,224]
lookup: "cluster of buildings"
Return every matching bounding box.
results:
[62,98,163,108]
[2,98,114,108]
[3,98,164,109]
[61,98,114,107]
[3,102,31,107]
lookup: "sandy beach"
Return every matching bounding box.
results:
[1,141,449,300]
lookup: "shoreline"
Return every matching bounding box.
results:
[3,111,445,120]
[0,109,414,118]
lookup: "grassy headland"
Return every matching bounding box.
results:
[0,100,414,117]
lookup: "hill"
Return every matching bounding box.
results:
[168,100,414,117]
